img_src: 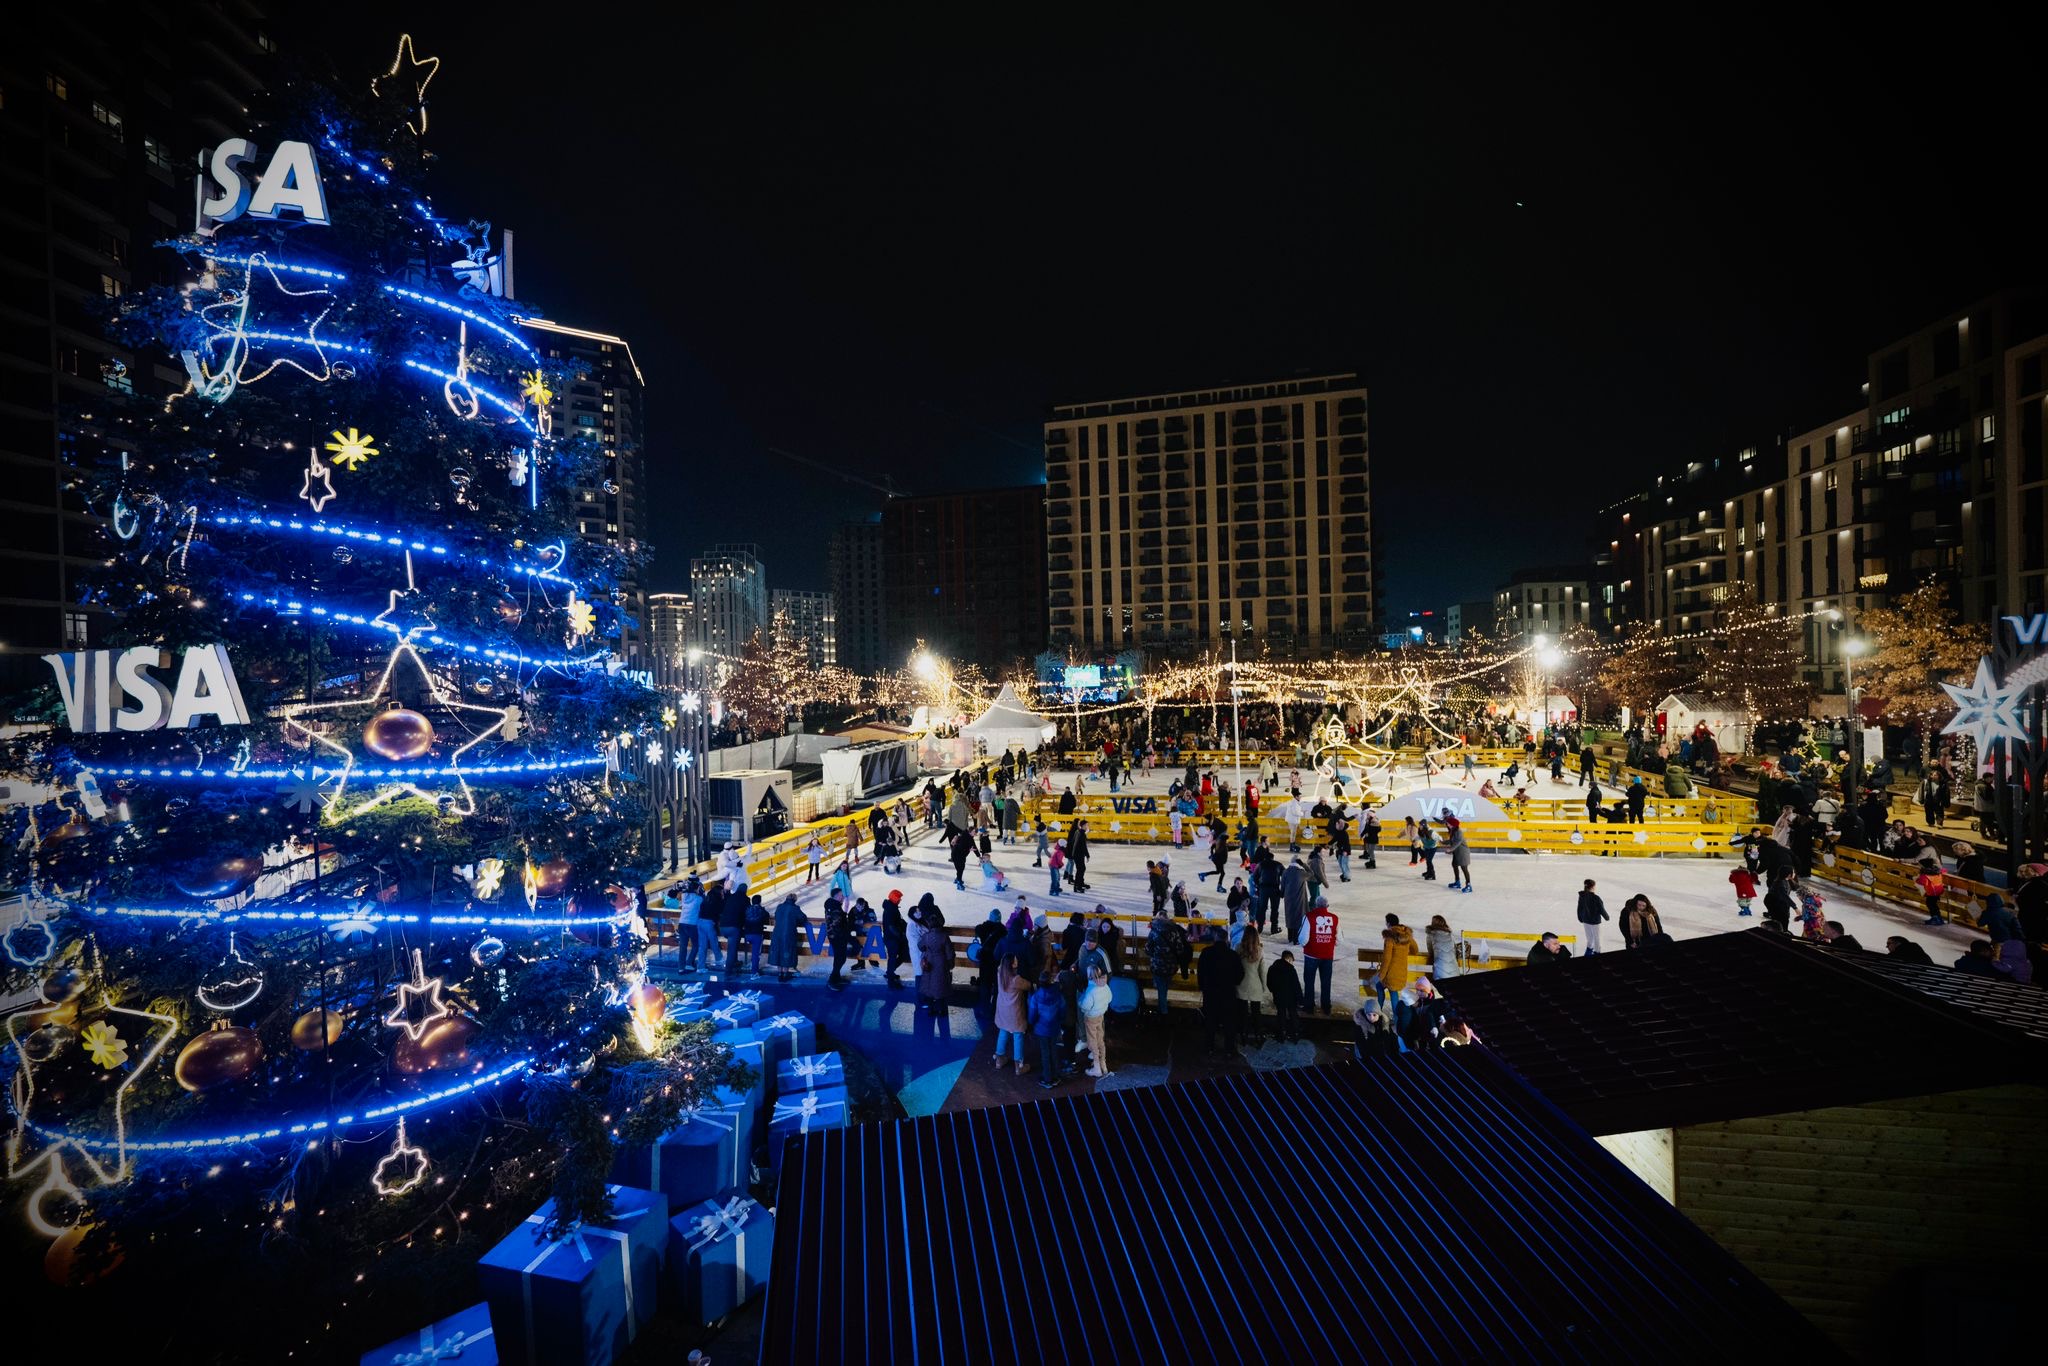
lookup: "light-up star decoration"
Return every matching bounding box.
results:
[371,1115,430,1197]
[299,449,337,513]
[372,552,437,642]
[324,427,381,471]
[6,991,179,1227]
[281,568,518,820]
[384,949,450,1042]
[372,33,440,137]
[1942,654,2046,754]
[181,251,339,405]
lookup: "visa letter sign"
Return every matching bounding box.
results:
[43,645,251,732]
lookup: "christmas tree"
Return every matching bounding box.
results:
[1,42,737,1353]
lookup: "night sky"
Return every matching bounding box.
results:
[312,9,2042,616]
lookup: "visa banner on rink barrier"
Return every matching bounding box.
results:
[41,644,251,732]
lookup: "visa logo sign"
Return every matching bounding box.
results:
[1108,796,1159,813]
[196,138,330,232]
[2007,614,2048,646]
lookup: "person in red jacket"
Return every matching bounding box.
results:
[1727,866,1758,918]
[1302,896,1339,1014]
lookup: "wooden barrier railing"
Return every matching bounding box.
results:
[1354,929,1579,985]
[1615,766,1761,825]
[1813,844,1990,931]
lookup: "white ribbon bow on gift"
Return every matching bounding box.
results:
[773,1093,832,1133]
[760,1013,804,1038]
[517,1192,649,1365]
[786,1055,833,1089]
[686,1196,754,1300]
[709,1000,751,1028]
[678,1102,742,1187]
[392,1325,493,1366]
[725,989,768,1012]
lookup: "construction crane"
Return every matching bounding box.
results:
[766,446,901,500]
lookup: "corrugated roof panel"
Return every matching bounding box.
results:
[760,1051,1837,1364]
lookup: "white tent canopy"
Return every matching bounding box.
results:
[1657,693,1750,756]
[960,682,1056,752]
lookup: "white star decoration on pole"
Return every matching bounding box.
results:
[1942,654,2045,754]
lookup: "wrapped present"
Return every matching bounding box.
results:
[360,1301,497,1366]
[766,1086,848,1177]
[754,1011,816,1067]
[667,1195,775,1327]
[608,1097,753,1206]
[716,987,775,1020]
[774,1050,845,1096]
[704,995,760,1031]
[477,1185,668,1366]
[713,1027,767,1112]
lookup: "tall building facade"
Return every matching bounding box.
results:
[0,6,278,665]
[1043,374,1374,654]
[1493,568,1591,644]
[828,520,885,675]
[881,486,1047,669]
[771,588,836,669]
[2005,334,2048,616]
[646,591,693,689]
[689,544,765,660]
[516,316,648,659]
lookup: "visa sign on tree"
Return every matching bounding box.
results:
[42,645,251,732]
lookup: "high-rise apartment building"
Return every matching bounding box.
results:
[1446,599,1494,645]
[1043,374,1374,653]
[771,588,836,670]
[2004,334,2048,617]
[0,6,277,667]
[689,544,766,660]
[516,316,648,659]
[829,520,886,675]
[881,486,1047,669]
[646,591,693,689]
[1493,568,1591,644]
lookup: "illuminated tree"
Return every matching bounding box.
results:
[1698,587,1813,736]
[1854,577,1987,750]
[1597,624,1692,715]
[718,625,803,740]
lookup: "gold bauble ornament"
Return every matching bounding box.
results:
[494,596,524,627]
[290,1007,347,1050]
[607,884,635,912]
[393,1014,478,1075]
[533,857,572,898]
[174,1021,263,1091]
[173,856,264,900]
[44,1222,122,1286]
[364,706,436,761]
[627,982,666,1025]
[38,819,91,856]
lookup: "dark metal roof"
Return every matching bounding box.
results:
[760,1052,1835,1365]
[1439,929,2046,1134]
[1815,943,2048,1041]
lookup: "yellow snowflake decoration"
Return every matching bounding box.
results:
[82,1020,128,1070]
[661,706,678,728]
[565,593,596,640]
[324,427,381,470]
[519,370,553,408]
[472,856,506,900]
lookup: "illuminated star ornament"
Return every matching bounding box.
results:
[373,33,441,137]
[383,948,450,1042]
[181,251,340,405]
[324,426,380,471]
[372,551,436,641]
[280,593,518,821]
[1942,654,2045,754]
[371,1115,430,1197]
[82,1021,128,1070]
[299,448,337,513]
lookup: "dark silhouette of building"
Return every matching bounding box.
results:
[828,519,885,675]
[0,6,278,665]
[881,486,1046,670]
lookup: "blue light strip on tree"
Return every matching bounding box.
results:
[93,756,607,780]
[19,1056,534,1153]
[208,330,376,358]
[382,285,536,358]
[206,512,580,589]
[224,590,614,671]
[71,901,632,929]
[200,255,350,282]
[401,359,535,433]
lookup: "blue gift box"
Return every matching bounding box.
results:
[608,1097,753,1207]
[714,1027,767,1112]
[667,1196,775,1327]
[753,1011,816,1066]
[703,995,760,1031]
[774,1050,845,1096]
[360,1301,497,1366]
[477,1184,668,1366]
[766,1086,849,1177]
[715,987,775,1020]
